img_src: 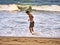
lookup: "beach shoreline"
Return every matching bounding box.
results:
[0,37,60,45]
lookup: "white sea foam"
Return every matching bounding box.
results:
[0,11,60,38]
[0,4,60,11]
[32,5,60,11]
[0,4,19,11]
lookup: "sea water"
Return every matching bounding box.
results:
[0,0,60,5]
[0,11,60,38]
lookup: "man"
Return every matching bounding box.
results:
[26,11,34,34]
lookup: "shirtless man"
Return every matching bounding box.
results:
[26,11,34,34]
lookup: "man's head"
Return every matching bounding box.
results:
[26,11,30,15]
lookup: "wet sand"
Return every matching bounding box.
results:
[0,37,60,45]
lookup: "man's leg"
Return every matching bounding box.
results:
[29,27,32,33]
[32,27,34,32]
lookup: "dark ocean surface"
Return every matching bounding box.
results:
[0,0,60,5]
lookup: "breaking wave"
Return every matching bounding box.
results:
[0,4,19,11]
[32,5,60,11]
[0,4,60,12]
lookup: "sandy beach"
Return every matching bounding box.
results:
[0,37,60,45]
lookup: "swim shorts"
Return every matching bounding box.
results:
[29,21,34,28]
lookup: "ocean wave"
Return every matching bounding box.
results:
[0,4,60,12]
[0,4,19,11]
[32,5,60,11]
